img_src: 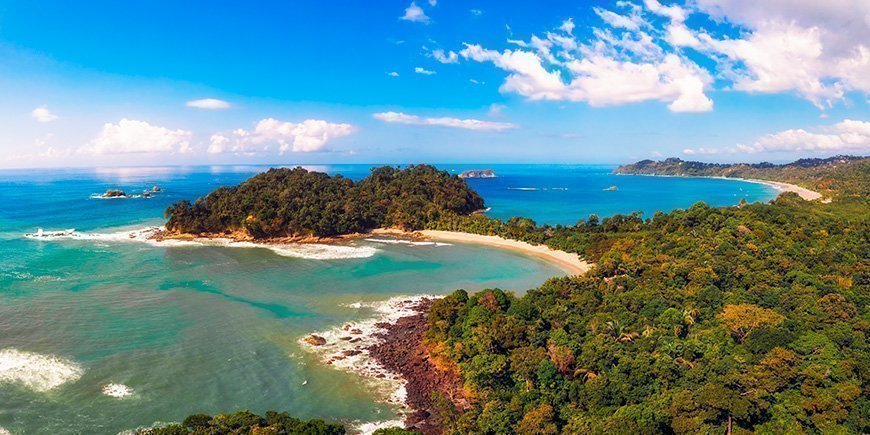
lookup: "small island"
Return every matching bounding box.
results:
[101,189,129,198]
[458,169,497,179]
[163,165,485,240]
[603,185,618,191]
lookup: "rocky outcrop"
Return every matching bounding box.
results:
[369,299,467,435]
[103,189,128,198]
[459,169,497,179]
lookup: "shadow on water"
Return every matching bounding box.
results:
[158,279,307,319]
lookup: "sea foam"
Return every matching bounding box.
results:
[101,383,133,398]
[300,295,440,424]
[0,348,84,392]
[24,227,377,260]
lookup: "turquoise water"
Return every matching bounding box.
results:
[0,165,776,434]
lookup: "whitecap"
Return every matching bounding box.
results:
[101,383,133,398]
[355,418,408,435]
[24,227,378,260]
[0,348,84,392]
[507,187,539,191]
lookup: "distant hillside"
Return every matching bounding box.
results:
[615,155,869,198]
[164,165,485,239]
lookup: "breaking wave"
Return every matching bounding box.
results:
[24,227,377,260]
[102,383,133,398]
[300,296,439,414]
[0,348,84,392]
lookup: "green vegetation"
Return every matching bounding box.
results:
[165,165,484,238]
[614,155,869,199]
[158,156,867,434]
[423,158,869,433]
[138,410,346,434]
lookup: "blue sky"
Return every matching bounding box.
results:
[0,0,867,168]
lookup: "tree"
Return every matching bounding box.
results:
[716,304,785,343]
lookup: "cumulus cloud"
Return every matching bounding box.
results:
[689,0,870,106]
[80,119,192,155]
[31,106,58,123]
[400,2,429,23]
[372,112,517,132]
[451,0,869,112]
[415,67,436,75]
[457,3,713,113]
[431,49,459,64]
[387,71,400,77]
[186,98,231,109]
[207,118,355,154]
[460,44,713,112]
[684,119,870,155]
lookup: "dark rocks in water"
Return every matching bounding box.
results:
[369,299,468,435]
[304,335,327,346]
[103,189,128,198]
[603,185,618,191]
[459,169,497,179]
[141,192,154,198]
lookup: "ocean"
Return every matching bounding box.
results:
[0,164,777,434]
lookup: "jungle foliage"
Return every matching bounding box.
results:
[165,165,485,238]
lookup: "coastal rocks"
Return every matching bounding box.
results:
[304,335,327,346]
[459,169,497,179]
[603,185,618,191]
[369,299,468,435]
[102,189,128,198]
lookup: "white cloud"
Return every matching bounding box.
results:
[208,118,355,154]
[488,104,506,117]
[469,79,485,85]
[559,18,576,34]
[450,0,869,112]
[80,119,192,155]
[691,0,870,106]
[432,49,459,64]
[186,98,231,110]
[31,106,58,123]
[684,119,870,154]
[415,66,436,75]
[387,71,400,77]
[470,9,483,16]
[400,2,429,23]
[372,112,517,132]
[460,44,713,112]
[428,0,436,5]
[593,8,640,31]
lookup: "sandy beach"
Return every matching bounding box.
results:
[373,229,591,275]
[744,179,824,201]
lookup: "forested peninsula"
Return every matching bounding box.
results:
[614,155,868,200]
[163,165,484,239]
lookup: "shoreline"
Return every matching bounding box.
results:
[617,173,824,201]
[374,229,591,276]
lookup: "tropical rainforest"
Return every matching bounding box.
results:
[164,164,484,238]
[423,157,868,434]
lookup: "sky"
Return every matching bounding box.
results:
[0,0,868,168]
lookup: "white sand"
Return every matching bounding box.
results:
[744,179,824,201]
[413,230,591,275]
